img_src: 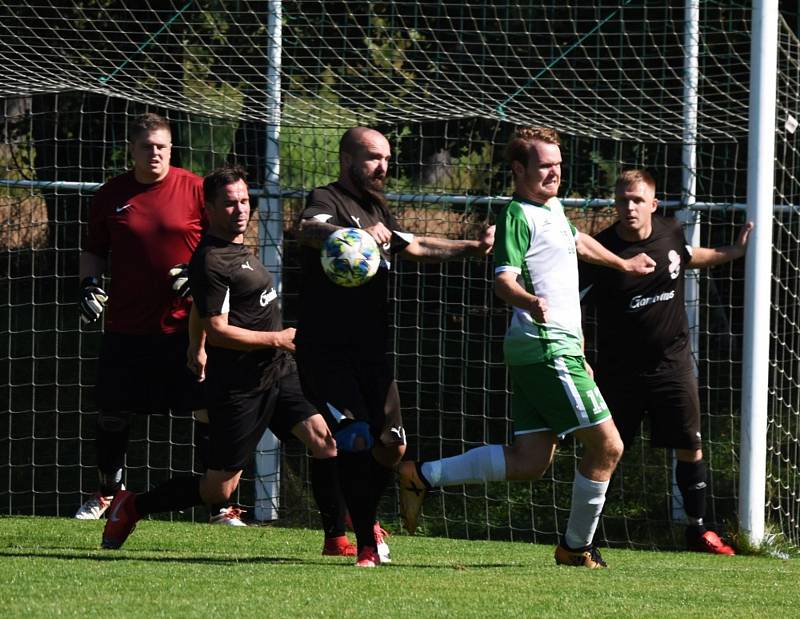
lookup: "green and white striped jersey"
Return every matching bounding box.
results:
[494,196,585,365]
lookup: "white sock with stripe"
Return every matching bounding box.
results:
[564,469,609,550]
[420,444,506,487]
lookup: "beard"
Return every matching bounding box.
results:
[349,163,387,209]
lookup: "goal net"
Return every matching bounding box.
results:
[1,1,797,550]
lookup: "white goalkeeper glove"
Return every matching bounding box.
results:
[169,263,191,298]
[79,276,108,324]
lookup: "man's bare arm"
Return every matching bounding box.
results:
[401,226,495,263]
[576,233,655,275]
[688,222,753,268]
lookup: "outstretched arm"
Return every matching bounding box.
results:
[401,225,495,263]
[576,232,655,275]
[688,221,753,268]
[295,216,396,249]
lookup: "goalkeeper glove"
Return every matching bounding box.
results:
[169,263,191,298]
[79,276,108,324]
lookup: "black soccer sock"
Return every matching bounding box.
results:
[134,476,203,518]
[193,422,229,516]
[97,468,124,497]
[367,453,393,520]
[311,456,348,539]
[96,416,130,495]
[337,450,375,551]
[676,459,707,530]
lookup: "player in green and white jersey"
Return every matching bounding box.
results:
[398,126,655,568]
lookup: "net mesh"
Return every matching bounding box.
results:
[0,0,797,550]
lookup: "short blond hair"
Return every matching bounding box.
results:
[128,113,171,143]
[615,169,656,194]
[505,126,561,168]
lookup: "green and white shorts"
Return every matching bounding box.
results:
[509,355,611,437]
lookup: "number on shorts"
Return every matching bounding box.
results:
[586,387,607,415]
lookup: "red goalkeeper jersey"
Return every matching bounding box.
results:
[86,167,205,334]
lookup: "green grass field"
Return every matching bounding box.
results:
[1,516,797,618]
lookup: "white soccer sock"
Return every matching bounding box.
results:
[564,470,609,550]
[420,444,506,487]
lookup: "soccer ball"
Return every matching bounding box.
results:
[320,227,381,287]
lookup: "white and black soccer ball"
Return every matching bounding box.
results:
[320,227,380,287]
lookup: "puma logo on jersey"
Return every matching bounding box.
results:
[241,261,254,271]
[668,250,681,279]
[116,203,132,213]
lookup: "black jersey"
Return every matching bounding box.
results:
[580,215,693,375]
[190,234,287,390]
[296,182,411,355]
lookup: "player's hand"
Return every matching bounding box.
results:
[364,222,392,246]
[624,252,656,276]
[187,342,207,382]
[272,327,297,353]
[79,277,108,324]
[530,295,549,323]
[475,224,495,256]
[736,221,754,253]
[169,263,191,298]
[584,359,595,379]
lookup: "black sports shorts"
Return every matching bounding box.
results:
[595,367,702,451]
[205,368,317,471]
[295,348,403,446]
[95,331,204,416]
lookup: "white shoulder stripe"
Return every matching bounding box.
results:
[221,287,230,314]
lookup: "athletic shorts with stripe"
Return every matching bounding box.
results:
[509,354,611,437]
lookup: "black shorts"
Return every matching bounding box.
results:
[95,331,204,416]
[595,368,701,451]
[206,369,317,471]
[295,349,403,446]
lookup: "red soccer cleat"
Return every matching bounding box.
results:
[322,535,357,556]
[101,490,140,549]
[355,546,381,568]
[686,529,736,555]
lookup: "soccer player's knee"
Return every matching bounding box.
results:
[98,411,131,433]
[334,420,374,453]
[608,434,624,463]
[192,409,209,424]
